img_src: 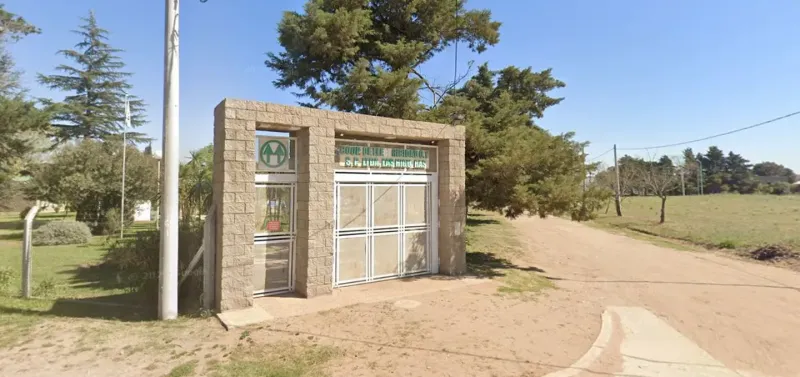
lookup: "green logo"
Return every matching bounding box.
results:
[259,140,288,168]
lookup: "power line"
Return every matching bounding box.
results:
[588,147,614,161]
[618,110,800,151]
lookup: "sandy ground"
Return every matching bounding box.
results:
[2,216,799,376]
[513,216,800,377]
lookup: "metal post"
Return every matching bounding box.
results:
[121,97,128,238]
[156,158,161,229]
[613,144,622,216]
[699,167,704,195]
[680,169,685,196]
[159,0,180,320]
[21,206,40,298]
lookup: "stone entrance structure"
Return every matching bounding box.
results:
[212,99,465,312]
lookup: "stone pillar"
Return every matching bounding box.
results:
[295,123,336,297]
[212,101,256,312]
[437,136,467,275]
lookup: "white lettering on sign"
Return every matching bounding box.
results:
[337,145,429,170]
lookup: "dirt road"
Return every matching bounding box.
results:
[513,216,800,377]
[3,215,799,377]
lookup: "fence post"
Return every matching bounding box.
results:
[202,207,216,310]
[21,205,40,298]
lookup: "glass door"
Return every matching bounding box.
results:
[253,184,295,295]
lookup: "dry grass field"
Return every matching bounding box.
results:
[592,194,800,252]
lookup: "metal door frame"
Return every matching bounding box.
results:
[253,173,297,296]
[333,172,438,287]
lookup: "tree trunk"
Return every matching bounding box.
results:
[659,196,667,224]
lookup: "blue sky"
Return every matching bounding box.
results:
[6,0,800,170]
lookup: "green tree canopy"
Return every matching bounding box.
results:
[26,139,158,233]
[422,64,594,219]
[753,161,794,179]
[0,5,49,200]
[267,0,606,219]
[179,144,214,221]
[38,11,145,141]
[266,0,501,118]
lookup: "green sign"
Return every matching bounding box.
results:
[338,145,429,169]
[259,139,288,168]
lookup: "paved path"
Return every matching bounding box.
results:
[512,216,800,377]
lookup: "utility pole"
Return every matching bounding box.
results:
[159,0,180,320]
[613,144,622,216]
[155,156,161,230]
[680,169,685,196]
[582,145,586,193]
[699,167,704,195]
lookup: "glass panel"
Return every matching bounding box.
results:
[339,185,367,229]
[252,242,290,292]
[255,185,293,234]
[404,232,428,273]
[373,185,399,227]
[426,147,437,173]
[256,136,294,172]
[373,234,399,276]
[338,236,367,281]
[405,185,428,225]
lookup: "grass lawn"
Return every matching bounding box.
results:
[0,209,543,376]
[0,212,158,345]
[592,194,800,251]
[465,210,553,297]
[0,211,155,299]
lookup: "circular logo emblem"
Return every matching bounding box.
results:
[259,140,288,168]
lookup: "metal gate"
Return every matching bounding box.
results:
[333,173,438,287]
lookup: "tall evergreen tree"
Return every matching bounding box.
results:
[0,4,40,96]
[38,11,145,141]
[0,5,50,200]
[266,0,501,119]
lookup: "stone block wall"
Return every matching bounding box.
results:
[212,103,256,312]
[213,99,466,312]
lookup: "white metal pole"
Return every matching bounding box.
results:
[156,158,161,229]
[121,131,126,238]
[160,0,180,320]
[121,95,129,239]
[21,206,40,298]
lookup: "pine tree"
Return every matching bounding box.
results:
[38,10,145,141]
[0,5,49,200]
[266,0,501,119]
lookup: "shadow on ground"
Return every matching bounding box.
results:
[0,293,153,322]
[465,212,546,278]
[467,251,545,278]
[466,213,500,227]
[63,261,131,292]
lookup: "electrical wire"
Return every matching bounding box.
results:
[588,147,614,161]
[618,110,800,151]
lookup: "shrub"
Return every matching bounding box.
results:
[792,184,800,194]
[717,240,737,249]
[33,278,57,297]
[0,267,14,295]
[104,221,205,315]
[18,206,31,219]
[757,184,773,195]
[770,182,791,195]
[32,221,92,246]
[102,208,122,236]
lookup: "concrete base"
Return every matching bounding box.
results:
[255,275,487,320]
[216,306,273,331]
